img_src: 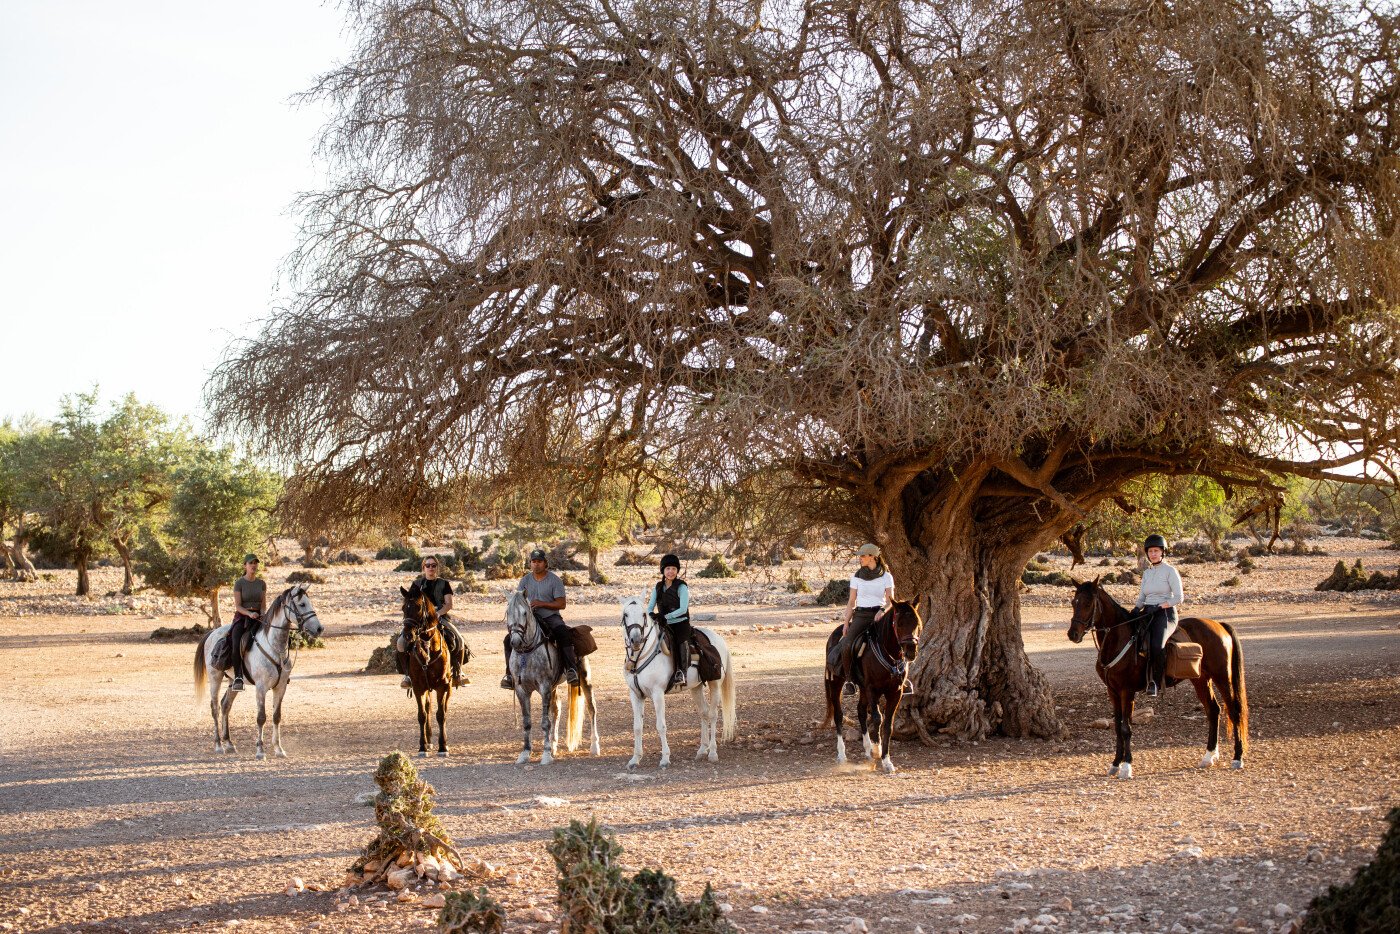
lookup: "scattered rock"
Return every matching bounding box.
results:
[421,893,446,909]
[1091,718,1113,729]
[532,795,569,808]
[284,877,305,896]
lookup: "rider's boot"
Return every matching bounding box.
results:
[670,639,690,689]
[560,643,581,686]
[452,666,470,688]
[230,675,245,693]
[1146,647,1165,698]
[396,650,411,690]
[500,645,515,689]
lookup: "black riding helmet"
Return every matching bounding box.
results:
[1144,534,1167,552]
[659,553,681,574]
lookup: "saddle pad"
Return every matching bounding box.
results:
[568,624,598,658]
[211,632,232,670]
[692,629,723,683]
[1166,641,1203,680]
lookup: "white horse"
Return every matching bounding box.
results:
[193,584,324,759]
[506,589,600,765]
[620,596,736,769]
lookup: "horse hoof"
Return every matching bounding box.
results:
[255,751,265,761]
[1106,764,1119,776]
[836,753,847,765]
[437,750,448,758]
[1198,751,1218,769]
[516,753,530,765]
[1230,759,1244,770]
[708,752,718,763]
[419,751,428,758]
[626,760,638,771]
[880,759,896,774]
[540,754,554,766]
[275,749,287,759]
[658,759,669,769]
[591,741,601,757]
[1117,763,1133,779]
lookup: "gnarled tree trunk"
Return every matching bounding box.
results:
[10,521,37,582]
[112,536,135,595]
[75,546,91,597]
[587,546,602,584]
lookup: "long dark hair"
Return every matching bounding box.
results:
[854,556,888,580]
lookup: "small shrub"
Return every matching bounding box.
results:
[547,542,588,571]
[547,817,733,934]
[1316,559,1400,593]
[290,630,326,649]
[393,557,422,573]
[287,570,326,584]
[815,579,850,606]
[457,573,488,594]
[365,638,398,674]
[1097,557,1112,567]
[1022,569,1076,587]
[615,550,652,566]
[593,571,611,585]
[1100,568,1138,586]
[562,572,587,587]
[351,753,464,884]
[1301,806,1400,933]
[696,555,737,579]
[330,549,365,565]
[376,542,419,561]
[485,562,522,581]
[452,539,486,570]
[150,624,209,642]
[302,556,329,569]
[1219,575,1240,587]
[439,888,506,933]
[1034,553,1051,563]
[786,569,811,594]
[653,543,706,561]
[1024,559,1052,573]
[1236,554,1256,574]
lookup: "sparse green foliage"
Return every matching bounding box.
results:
[697,555,736,579]
[1316,560,1400,593]
[1302,806,1400,933]
[377,542,419,561]
[547,817,735,934]
[438,888,507,934]
[351,752,462,881]
[135,447,280,625]
[287,570,326,584]
[786,569,811,594]
[289,630,326,649]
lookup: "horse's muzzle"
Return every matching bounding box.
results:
[1067,624,1085,644]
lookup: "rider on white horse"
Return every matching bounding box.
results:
[396,556,470,689]
[228,554,267,693]
[647,554,692,689]
[500,549,578,689]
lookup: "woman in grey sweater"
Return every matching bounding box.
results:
[1134,533,1184,697]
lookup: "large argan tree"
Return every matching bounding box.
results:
[213,0,1400,739]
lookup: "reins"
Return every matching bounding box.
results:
[622,607,664,683]
[1080,590,1150,671]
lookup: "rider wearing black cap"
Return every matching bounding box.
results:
[500,548,578,689]
[1135,533,1184,697]
[647,554,692,689]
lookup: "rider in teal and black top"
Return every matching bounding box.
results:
[647,554,691,689]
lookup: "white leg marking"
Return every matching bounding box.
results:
[1230,758,1244,770]
[880,756,896,774]
[1118,762,1133,779]
[1198,748,1218,769]
[835,734,847,765]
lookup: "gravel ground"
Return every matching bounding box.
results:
[1,540,1397,934]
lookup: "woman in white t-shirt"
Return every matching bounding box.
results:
[826,543,896,695]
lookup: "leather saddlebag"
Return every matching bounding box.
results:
[1166,641,1203,680]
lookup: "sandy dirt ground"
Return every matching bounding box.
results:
[1,540,1398,934]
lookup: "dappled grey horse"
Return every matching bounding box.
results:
[194,584,324,759]
[505,589,599,764]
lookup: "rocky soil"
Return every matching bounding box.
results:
[0,539,1397,933]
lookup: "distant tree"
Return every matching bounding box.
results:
[136,448,281,625]
[213,0,1400,739]
[0,422,42,581]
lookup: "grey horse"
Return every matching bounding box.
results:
[193,584,324,759]
[506,589,600,764]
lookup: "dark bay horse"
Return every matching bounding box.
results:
[401,583,453,757]
[822,600,922,773]
[1068,579,1248,778]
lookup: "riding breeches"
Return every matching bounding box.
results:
[828,606,880,672]
[228,613,257,679]
[1144,606,1178,685]
[399,618,468,670]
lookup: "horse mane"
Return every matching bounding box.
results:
[263,586,296,632]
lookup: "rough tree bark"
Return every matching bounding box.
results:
[75,546,91,597]
[112,536,135,595]
[587,546,601,584]
[9,521,37,582]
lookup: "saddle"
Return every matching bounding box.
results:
[661,628,723,687]
[210,629,250,671]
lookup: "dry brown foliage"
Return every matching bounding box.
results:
[211,0,1400,737]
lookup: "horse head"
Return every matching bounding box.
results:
[287,584,325,639]
[619,596,648,652]
[1067,577,1105,643]
[400,583,439,661]
[505,588,534,650]
[889,598,923,662]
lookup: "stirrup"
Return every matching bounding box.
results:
[842,681,857,697]
[229,677,245,692]
[452,673,470,687]
[563,668,580,685]
[1145,680,1159,698]
[500,675,515,690]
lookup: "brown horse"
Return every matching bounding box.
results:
[1068,579,1248,778]
[401,583,453,757]
[822,600,922,773]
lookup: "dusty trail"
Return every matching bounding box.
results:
[1,565,1398,934]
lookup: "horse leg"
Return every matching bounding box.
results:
[1106,687,1123,775]
[540,684,556,766]
[858,689,875,761]
[272,680,287,758]
[1193,676,1221,768]
[585,678,601,757]
[692,683,710,761]
[1117,691,1135,779]
[706,679,721,762]
[436,688,448,757]
[220,685,237,753]
[516,688,532,765]
[417,691,430,758]
[209,667,224,753]
[254,682,269,761]
[627,685,645,770]
[878,690,898,774]
[828,676,847,765]
[655,687,671,769]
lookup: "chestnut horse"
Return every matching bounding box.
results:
[1068,579,1248,778]
[401,583,453,757]
[822,600,922,773]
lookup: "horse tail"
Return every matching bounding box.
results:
[719,644,737,744]
[565,679,585,752]
[1221,620,1248,756]
[194,630,211,701]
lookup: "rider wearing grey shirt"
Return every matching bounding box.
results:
[501,549,578,688]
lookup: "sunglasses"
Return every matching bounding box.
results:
[424,563,438,569]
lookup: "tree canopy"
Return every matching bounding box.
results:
[212,0,1400,738]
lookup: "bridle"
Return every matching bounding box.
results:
[264,591,319,634]
[1071,585,1146,670]
[402,595,445,666]
[507,593,542,653]
[869,606,921,679]
[622,603,663,676]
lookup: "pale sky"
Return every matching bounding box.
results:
[0,1,351,427]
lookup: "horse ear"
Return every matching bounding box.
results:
[1092,575,1100,586]
[400,586,410,597]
